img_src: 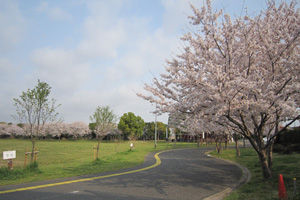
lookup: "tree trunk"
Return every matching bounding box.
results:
[97,137,101,159]
[174,135,177,147]
[235,139,240,157]
[258,150,272,179]
[267,139,275,170]
[233,134,240,157]
[114,136,120,153]
[31,139,36,163]
[218,140,223,154]
[225,136,228,150]
[133,139,136,150]
[197,135,200,147]
[247,136,273,179]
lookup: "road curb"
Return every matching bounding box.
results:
[203,150,251,200]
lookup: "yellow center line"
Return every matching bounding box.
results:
[0,151,163,195]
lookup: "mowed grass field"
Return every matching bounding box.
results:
[210,148,300,200]
[0,139,197,186]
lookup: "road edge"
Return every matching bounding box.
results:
[203,150,251,200]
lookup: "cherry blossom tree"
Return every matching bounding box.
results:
[0,122,91,140]
[69,122,90,140]
[90,106,118,160]
[182,116,203,147]
[50,122,67,139]
[138,0,300,179]
[8,124,25,138]
[0,123,24,138]
[0,124,9,138]
[38,122,90,139]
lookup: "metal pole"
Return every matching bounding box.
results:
[166,127,168,140]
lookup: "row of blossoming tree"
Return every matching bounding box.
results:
[138,0,300,179]
[0,122,90,139]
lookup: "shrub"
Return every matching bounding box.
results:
[274,127,300,153]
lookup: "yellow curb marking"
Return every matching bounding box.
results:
[0,151,163,195]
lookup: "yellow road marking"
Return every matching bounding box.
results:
[0,151,163,195]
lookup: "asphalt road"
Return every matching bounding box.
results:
[0,148,245,200]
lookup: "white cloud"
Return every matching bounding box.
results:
[75,1,129,60]
[0,1,27,53]
[0,58,15,78]
[161,0,204,34]
[31,47,90,94]
[56,83,160,123]
[0,0,196,124]
[0,58,25,123]
[36,1,72,21]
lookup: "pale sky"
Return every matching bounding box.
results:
[0,0,281,124]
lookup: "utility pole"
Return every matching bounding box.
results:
[166,127,168,140]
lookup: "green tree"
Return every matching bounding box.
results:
[144,122,167,140]
[90,106,118,160]
[118,112,145,144]
[157,122,167,140]
[89,123,97,139]
[13,80,61,163]
[144,122,155,140]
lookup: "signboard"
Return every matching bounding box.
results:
[3,151,16,160]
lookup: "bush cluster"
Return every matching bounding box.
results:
[274,127,300,154]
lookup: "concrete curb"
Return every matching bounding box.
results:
[203,150,251,200]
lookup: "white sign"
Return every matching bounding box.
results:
[3,151,16,160]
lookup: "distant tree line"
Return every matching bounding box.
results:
[0,119,168,141]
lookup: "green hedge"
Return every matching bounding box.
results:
[274,127,300,153]
[275,127,300,144]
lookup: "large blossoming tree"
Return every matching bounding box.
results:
[138,0,300,179]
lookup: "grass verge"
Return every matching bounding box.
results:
[0,139,197,186]
[210,148,300,200]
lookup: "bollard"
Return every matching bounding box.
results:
[130,143,133,151]
[8,159,13,170]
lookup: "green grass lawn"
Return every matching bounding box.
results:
[0,139,197,186]
[210,148,300,200]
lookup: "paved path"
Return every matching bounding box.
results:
[0,148,246,200]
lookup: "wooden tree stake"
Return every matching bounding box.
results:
[93,145,96,161]
[34,148,38,161]
[24,147,39,166]
[24,147,28,168]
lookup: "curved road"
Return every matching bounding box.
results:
[0,148,244,200]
